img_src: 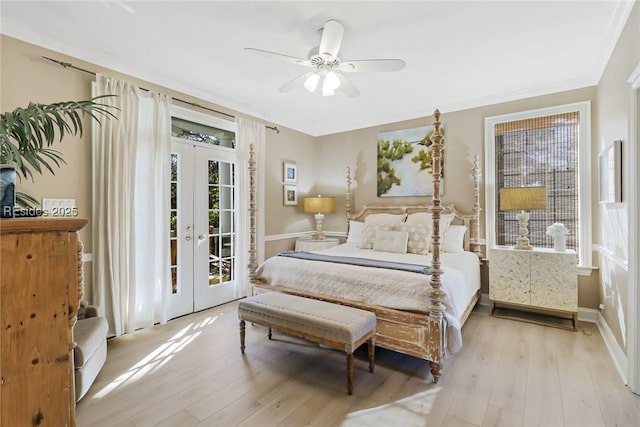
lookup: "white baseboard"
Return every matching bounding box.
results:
[596,313,627,383]
[479,293,490,306]
[578,307,599,323]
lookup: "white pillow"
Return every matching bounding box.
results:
[364,213,406,225]
[442,225,467,253]
[373,230,409,254]
[346,220,364,245]
[360,223,396,249]
[400,223,432,255]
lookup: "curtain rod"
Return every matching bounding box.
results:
[42,56,280,134]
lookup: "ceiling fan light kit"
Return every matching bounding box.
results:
[246,19,405,97]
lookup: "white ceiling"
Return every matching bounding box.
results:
[0,1,635,136]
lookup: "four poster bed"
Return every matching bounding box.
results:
[247,110,482,382]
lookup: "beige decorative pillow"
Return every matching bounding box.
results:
[360,223,396,249]
[405,212,431,225]
[363,213,406,225]
[373,230,409,254]
[400,223,432,255]
[406,212,456,251]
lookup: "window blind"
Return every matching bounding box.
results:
[495,112,579,251]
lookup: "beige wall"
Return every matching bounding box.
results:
[594,2,639,351]
[263,126,316,258]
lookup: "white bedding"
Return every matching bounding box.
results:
[255,242,480,355]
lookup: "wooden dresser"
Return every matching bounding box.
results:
[1,218,88,426]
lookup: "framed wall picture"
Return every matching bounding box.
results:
[376,124,444,197]
[284,184,298,206]
[598,140,622,203]
[284,162,297,183]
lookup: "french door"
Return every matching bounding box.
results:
[169,139,240,319]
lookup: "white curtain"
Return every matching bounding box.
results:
[236,117,266,296]
[92,74,172,336]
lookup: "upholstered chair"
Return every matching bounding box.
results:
[73,240,108,401]
[73,304,108,401]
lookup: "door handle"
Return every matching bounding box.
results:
[198,234,206,240]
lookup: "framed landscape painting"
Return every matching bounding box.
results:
[377,125,444,197]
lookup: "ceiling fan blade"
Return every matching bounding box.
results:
[319,20,344,58]
[337,73,359,98]
[279,72,315,93]
[245,48,312,67]
[337,59,406,73]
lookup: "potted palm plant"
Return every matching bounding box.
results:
[0,96,117,215]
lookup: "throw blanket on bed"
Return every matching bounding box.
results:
[278,251,431,275]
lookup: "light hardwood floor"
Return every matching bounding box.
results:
[77,302,640,427]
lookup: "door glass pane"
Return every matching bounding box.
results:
[170,153,179,294]
[209,186,219,210]
[207,159,235,287]
[209,160,219,184]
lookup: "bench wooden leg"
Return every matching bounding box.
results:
[431,360,442,383]
[367,337,375,373]
[346,353,354,395]
[240,319,246,354]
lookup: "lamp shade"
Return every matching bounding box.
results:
[500,186,547,211]
[304,196,335,214]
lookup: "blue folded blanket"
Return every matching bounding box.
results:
[277,250,431,275]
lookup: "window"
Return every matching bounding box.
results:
[172,116,235,148]
[485,102,593,273]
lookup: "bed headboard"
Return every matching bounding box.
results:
[345,152,482,257]
[349,203,478,253]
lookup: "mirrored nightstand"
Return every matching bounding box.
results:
[295,237,340,251]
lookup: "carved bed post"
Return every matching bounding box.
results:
[428,109,445,383]
[248,144,258,288]
[346,166,352,233]
[471,155,482,257]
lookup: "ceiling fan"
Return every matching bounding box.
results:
[245,19,406,97]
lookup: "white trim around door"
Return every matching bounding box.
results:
[626,62,640,394]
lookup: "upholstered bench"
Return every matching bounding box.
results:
[238,292,376,395]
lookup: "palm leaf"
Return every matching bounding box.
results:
[0,95,118,181]
[0,95,118,207]
[16,191,39,208]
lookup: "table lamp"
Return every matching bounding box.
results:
[500,186,547,250]
[304,195,335,240]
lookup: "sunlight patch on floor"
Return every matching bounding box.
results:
[195,314,221,329]
[341,387,440,426]
[91,320,207,399]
